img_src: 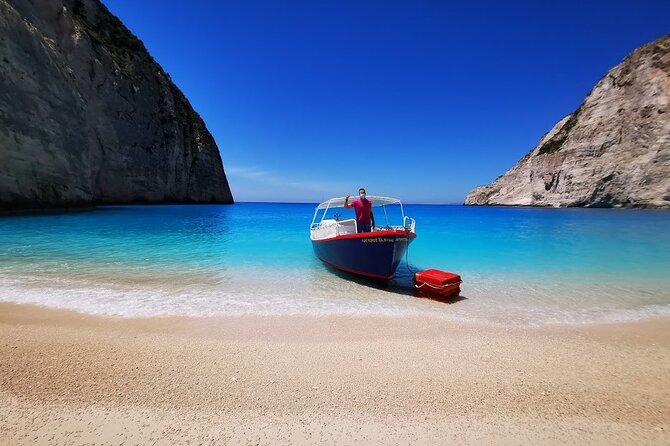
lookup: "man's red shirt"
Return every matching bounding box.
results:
[350,198,372,224]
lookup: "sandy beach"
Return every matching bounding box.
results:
[1,302,669,445]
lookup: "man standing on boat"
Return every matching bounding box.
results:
[344,188,375,233]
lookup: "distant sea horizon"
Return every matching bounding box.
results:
[8,199,670,209]
[235,200,468,206]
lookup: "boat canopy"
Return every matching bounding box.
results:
[310,195,415,234]
[314,196,402,210]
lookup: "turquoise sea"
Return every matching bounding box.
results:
[1,203,669,326]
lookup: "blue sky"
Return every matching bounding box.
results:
[103,0,669,203]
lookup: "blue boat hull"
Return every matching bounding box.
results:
[312,231,416,280]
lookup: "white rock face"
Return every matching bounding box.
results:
[0,0,233,211]
[465,34,670,208]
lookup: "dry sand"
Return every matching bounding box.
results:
[1,302,669,445]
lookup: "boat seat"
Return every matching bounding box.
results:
[315,219,357,238]
[336,219,357,235]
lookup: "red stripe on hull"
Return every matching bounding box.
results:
[311,230,415,243]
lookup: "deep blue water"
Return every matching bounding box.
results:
[1,203,669,325]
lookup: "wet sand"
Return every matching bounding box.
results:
[1,302,669,445]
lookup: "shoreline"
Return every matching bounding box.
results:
[3,270,669,326]
[1,302,669,444]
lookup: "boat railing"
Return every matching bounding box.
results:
[310,196,416,239]
[311,217,416,240]
[403,216,416,233]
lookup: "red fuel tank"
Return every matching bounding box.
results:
[413,269,461,297]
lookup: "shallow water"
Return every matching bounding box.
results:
[1,203,669,325]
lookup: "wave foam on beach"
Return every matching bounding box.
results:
[1,266,669,326]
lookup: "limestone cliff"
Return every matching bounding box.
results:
[0,0,233,211]
[465,34,670,208]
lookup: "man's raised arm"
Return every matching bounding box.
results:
[344,193,351,208]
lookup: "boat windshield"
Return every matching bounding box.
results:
[314,196,402,210]
[310,196,413,232]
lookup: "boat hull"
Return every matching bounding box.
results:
[312,230,416,280]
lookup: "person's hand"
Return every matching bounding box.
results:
[345,193,350,199]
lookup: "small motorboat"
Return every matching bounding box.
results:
[310,196,416,280]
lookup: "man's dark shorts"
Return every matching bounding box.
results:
[357,222,372,233]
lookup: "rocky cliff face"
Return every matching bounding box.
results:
[0,0,233,211]
[465,34,670,208]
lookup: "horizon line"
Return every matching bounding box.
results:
[235,200,465,206]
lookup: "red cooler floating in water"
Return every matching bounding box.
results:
[413,269,462,297]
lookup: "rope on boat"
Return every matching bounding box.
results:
[414,280,462,290]
[404,232,418,274]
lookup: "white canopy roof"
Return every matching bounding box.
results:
[315,196,403,210]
